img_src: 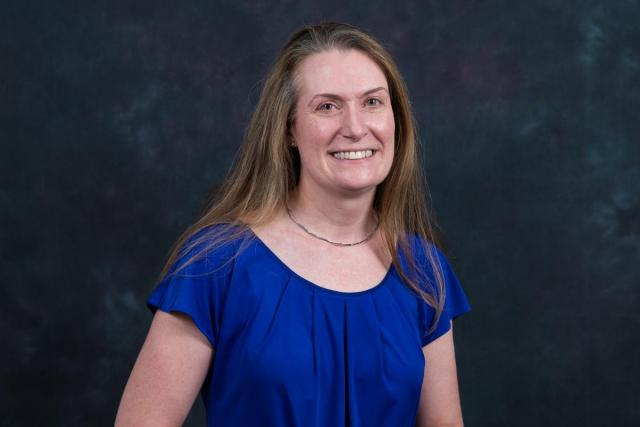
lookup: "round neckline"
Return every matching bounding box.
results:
[247,228,394,297]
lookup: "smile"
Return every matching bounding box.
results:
[331,150,374,160]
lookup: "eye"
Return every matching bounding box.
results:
[317,102,337,112]
[365,98,382,106]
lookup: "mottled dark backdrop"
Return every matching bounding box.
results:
[2,1,639,426]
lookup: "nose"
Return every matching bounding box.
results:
[340,105,367,141]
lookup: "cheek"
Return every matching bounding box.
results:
[369,113,395,145]
[294,118,336,145]
[294,122,334,170]
[376,114,395,168]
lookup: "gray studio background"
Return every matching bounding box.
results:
[2,1,639,426]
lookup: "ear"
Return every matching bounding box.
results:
[288,129,297,147]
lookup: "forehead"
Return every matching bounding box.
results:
[294,49,388,97]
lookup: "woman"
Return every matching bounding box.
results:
[116,22,471,427]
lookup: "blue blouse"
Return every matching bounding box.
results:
[146,225,471,427]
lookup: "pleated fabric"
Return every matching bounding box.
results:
[147,225,471,427]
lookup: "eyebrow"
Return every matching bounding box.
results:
[307,86,389,106]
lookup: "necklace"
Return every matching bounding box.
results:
[285,204,379,247]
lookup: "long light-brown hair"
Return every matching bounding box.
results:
[156,22,448,335]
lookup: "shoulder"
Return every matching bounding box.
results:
[402,232,447,265]
[397,232,454,292]
[168,223,251,278]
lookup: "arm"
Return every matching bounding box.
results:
[115,311,214,427]
[415,322,464,427]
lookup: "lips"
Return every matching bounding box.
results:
[331,149,375,160]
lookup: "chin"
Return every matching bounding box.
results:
[334,179,383,194]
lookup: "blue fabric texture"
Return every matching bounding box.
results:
[146,225,471,426]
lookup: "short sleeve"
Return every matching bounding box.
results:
[146,227,235,349]
[419,245,472,347]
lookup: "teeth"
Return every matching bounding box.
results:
[332,150,374,160]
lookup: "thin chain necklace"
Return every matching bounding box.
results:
[285,204,379,247]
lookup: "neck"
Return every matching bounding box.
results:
[287,181,378,244]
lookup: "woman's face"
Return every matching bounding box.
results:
[291,48,395,197]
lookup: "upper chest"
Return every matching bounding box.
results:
[250,223,392,293]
